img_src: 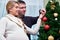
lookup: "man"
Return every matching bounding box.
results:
[0,1,46,40]
[18,0,46,40]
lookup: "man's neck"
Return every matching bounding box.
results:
[17,15,24,19]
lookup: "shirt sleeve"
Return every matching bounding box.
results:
[0,17,7,40]
[25,18,41,35]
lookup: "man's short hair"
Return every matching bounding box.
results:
[18,0,26,4]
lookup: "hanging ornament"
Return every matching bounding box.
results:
[51,4,55,10]
[48,35,54,40]
[51,5,55,10]
[53,13,58,17]
[44,24,50,30]
[51,5,55,8]
[51,7,55,10]
[55,18,58,20]
[42,16,48,22]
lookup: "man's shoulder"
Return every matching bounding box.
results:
[23,16,32,20]
[24,16,39,19]
[24,16,38,18]
[24,16,32,18]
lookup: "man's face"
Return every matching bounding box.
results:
[9,3,19,16]
[18,3,26,16]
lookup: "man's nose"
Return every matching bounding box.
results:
[23,7,26,10]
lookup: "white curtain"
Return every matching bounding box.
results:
[23,0,44,17]
[0,0,9,18]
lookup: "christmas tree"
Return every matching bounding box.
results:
[38,0,60,40]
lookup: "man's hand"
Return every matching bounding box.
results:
[39,8,46,19]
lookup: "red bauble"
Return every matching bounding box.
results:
[44,25,50,30]
[42,16,47,22]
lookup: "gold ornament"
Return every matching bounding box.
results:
[48,35,54,40]
[53,13,58,17]
[51,5,55,8]
[51,7,55,10]
[51,5,55,10]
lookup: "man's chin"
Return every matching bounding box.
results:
[22,15,25,17]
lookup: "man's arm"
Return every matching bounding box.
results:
[25,18,41,35]
[24,8,46,34]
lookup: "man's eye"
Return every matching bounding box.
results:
[19,7,23,9]
[16,6,19,8]
[19,7,26,9]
